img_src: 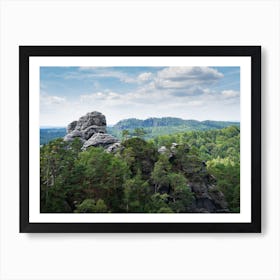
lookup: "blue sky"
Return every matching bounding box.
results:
[40,66,240,126]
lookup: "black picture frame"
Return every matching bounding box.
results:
[20,46,261,233]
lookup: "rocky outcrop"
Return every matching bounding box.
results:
[158,144,228,213]
[188,181,228,213]
[83,133,119,150]
[64,111,119,151]
[158,143,180,158]
[106,142,122,153]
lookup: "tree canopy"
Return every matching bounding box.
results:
[40,126,240,213]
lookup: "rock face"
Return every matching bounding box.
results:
[83,133,119,150]
[106,142,122,153]
[189,181,228,213]
[158,143,180,158]
[64,111,119,151]
[158,144,228,213]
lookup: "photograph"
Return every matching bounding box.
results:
[20,46,261,232]
[40,65,241,214]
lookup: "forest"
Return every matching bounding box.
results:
[40,125,240,213]
[108,118,239,141]
[40,117,239,145]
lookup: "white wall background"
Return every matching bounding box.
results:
[0,0,279,279]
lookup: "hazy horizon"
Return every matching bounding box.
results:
[40,116,240,128]
[40,66,240,127]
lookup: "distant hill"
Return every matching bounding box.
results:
[40,117,240,145]
[108,117,239,140]
[40,128,66,145]
[114,117,186,129]
[114,117,239,130]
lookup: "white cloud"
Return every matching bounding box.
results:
[76,67,137,84]
[80,92,105,102]
[80,92,123,104]
[137,72,153,82]
[155,67,224,90]
[158,66,223,80]
[40,93,66,105]
[222,90,240,98]
[78,67,96,71]
[40,66,240,126]
[187,100,204,107]
[76,67,224,91]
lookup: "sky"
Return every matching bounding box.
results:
[40,66,240,127]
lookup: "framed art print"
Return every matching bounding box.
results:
[19,46,261,233]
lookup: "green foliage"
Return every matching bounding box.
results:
[162,143,204,183]
[157,207,173,213]
[40,138,83,212]
[114,117,239,130]
[121,137,158,179]
[75,199,96,213]
[167,173,194,213]
[153,126,240,211]
[77,147,130,212]
[107,118,239,141]
[207,157,240,212]
[95,199,108,212]
[148,193,171,213]
[40,119,239,145]
[123,170,151,212]
[151,155,194,213]
[151,155,172,193]
[75,199,108,213]
[40,125,240,213]
[133,128,146,138]
[121,129,130,142]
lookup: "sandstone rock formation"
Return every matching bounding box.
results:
[158,144,228,213]
[82,133,119,150]
[64,111,119,151]
[189,180,228,213]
